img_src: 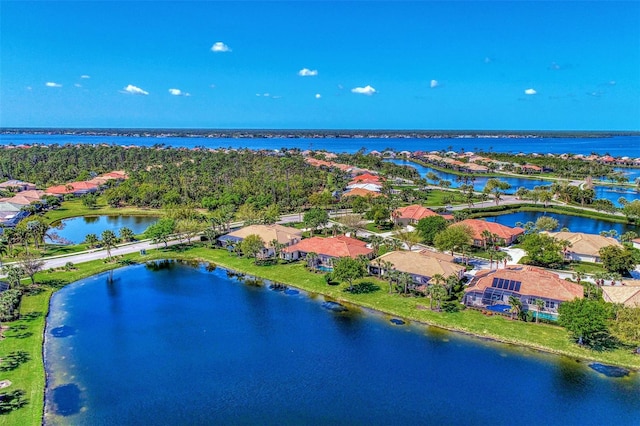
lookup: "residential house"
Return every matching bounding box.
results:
[218,224,302,258]
[281,235,373,269]
[632,238,640,250]
[463,266,583,318]
[46,181,99,196]
[601,281,640,307]
[391,204,444,227]
[341,188,382,199]
[456,219,524,247]
[0,180,36,191]
[543,231,622,263]
[370,250,465,285]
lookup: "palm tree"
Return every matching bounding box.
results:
[399,272,413,295]
[534,299,545,323]
[382,261,396,293]
[305,252,319,271]
[508,295,522,320]
[430,284,447,310]
[84,233,99,248]
[384,237,403,252]
[445,275,459,298]
[119,227,135,242]
[101,230,118,260]
[481,229,493,249]
[0,239,7,268]
[369,235,384,256]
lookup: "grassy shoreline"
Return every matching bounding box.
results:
[3,244,639,423]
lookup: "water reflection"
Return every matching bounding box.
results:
[388,159,640,206]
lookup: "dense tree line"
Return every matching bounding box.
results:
[0,146,333,212]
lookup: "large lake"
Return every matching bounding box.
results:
[481,211,639,236]
[44,262,640,425]
[49,215,158,244]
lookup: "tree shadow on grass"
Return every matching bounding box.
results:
[4,326,32,339]
[38,279,67,290]
[19,312,42,322]
[344,281,381,294]
[0,351,30,372]
[0,389,28,414]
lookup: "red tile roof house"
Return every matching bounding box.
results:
[281,235,374,269]
[45,181,99,196]
[456,219,524,247]
[463,266,584,319]
[348,173,384,185]
[392,204,447,227]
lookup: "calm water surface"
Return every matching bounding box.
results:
[482,211,640,236]
[389,159,640,206]
[2,134,640,157]
[49,215,158,244]
[44,262,640,425]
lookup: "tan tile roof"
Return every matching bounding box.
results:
[226,224,302,247]
[283,235,373,258]
[456,219,524,241]
[601,286,640,307]
[543,231,621,257]
[418,249,456,262]
[465,266,583,302]
[374,250,465,279]
[393,205,439,221]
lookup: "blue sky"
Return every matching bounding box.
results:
[1,1,639,130]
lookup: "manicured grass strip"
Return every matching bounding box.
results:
[41,197,162,224]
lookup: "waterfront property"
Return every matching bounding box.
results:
[46,181,99,196]
[281,235,373,268]
[391,204,449,227]
[370,250,465,285]
[542,231,622,263]
[217,224,302,257]
[463,266,583,318]
[456,219,524,247]
[601,282,640,307]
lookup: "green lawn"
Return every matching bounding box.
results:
[3,243,639,423]
[41,197,162,224]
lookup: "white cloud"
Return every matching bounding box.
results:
[26,86,32,91]
[524,88,537,95]
[74,83,82,88]
[169,88,190,96]
[45,82,62,88]
[315,93,321,99]
[430,79,439,89]
[123,84,149,95]
[351,85,377,96]
[211,42,231,52]
[80,75,90,79]
[298,68,318,77]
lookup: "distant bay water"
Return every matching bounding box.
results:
[2,133,640,157]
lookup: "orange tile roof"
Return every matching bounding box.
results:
[46,181,99,194]
[465,266,583,302]
[283,235,372,259]
[456,219,524,241]
[393,204,439,221]
[342,188,382,198]
[349,173,383,184]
